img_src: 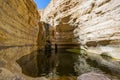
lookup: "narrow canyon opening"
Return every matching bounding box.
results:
[0,0,120,80]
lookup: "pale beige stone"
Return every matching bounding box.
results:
[0,0,46,80]
[0,0,40,46]
[42,0,120,59]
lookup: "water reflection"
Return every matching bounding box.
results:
[1,45,120,80]
[37,50,58,76]
[16,49,78,77]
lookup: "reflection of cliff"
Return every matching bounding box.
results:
[39,0,120,79]
[0,0,120,79]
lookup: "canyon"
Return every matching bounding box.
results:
[0,0,120,80]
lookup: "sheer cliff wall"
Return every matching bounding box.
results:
[0,0,45,79]
[42,0,120,59]
[0,0,40,46]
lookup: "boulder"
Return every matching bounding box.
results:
[77,72,111,80]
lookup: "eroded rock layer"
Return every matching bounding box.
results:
[0,0,46,80]
[0,0,40,46]
[42,0,120,59]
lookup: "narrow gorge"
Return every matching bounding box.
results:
[0,0,120,80]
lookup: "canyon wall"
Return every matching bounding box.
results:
[0,0,45,80]
[41,0,80,47]
[42,0,120,59]
[0,0,40,46]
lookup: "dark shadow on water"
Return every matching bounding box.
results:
[16,49,78,77]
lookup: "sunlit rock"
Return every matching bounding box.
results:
[0,0,45,79]
[0,0,40,46]
[77,72,111,80]
[40,0,120,77]
[42,0,120,59]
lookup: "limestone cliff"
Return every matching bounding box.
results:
[40,0,81,47]
[42,0,120,59]
[0,0,40,46]
[0,0,45,80]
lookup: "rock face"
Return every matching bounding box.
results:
[0,0,45,80]
[77,72,111,80]
[42,0,120,59]
[40,0,80,47]
[0,0,40,46]
[41,0,120,76]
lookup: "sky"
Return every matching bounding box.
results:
[34,0,51,9]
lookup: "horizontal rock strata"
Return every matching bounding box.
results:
[0,0,40,46]
[42,0,120,59]
[0,0,45,80]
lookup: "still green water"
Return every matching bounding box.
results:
[17,48,120,80]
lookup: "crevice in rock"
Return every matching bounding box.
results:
[0,69,2,73]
